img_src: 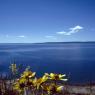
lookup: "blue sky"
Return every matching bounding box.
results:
[0,0,95,43]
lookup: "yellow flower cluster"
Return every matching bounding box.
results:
[13,66,68,95]
[45,73,68,81]
[13,67,36,92]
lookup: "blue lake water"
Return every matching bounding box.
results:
[0,42,95,83]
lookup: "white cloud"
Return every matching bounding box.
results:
[68,25,83,35]
[56,31,66,35]
[56,25,83,36]
[17,35,26,38]
[70,25,83,30]
[45,36,56,39]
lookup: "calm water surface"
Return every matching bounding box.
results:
[0,42,95,83]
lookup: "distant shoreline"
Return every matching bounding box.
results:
[0,41,95,45]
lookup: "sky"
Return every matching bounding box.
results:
[0,0,95,43]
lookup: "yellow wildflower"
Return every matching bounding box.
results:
[49,73,68,81]
[32,73,49,89]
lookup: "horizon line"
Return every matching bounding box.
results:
[0,41,95,44]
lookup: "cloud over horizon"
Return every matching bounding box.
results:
[45,25,83,40]
[57,25,83,35]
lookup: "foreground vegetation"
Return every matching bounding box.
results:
[0,64,68,95]
[0,63,94,95]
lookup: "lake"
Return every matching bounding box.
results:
[0,42,95,83]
